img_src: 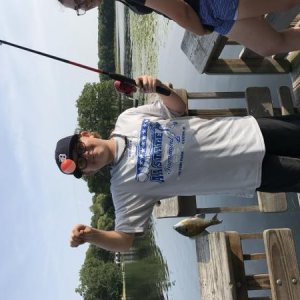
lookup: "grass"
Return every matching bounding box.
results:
[129,13,170,77]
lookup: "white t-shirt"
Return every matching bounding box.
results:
[110,98,265,233]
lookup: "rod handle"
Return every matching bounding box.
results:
[109,73,171,96]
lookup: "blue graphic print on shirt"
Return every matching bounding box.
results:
[136,119,186,183]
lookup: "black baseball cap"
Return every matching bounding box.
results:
[55,134,82,179]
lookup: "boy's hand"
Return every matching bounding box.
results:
[70,224,92,247]
[135,75,162,93]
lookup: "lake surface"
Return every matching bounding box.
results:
[116,6,300,300]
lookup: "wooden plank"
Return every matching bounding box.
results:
[258,193,287,212]
[246,87,274,117]
[278,86,295,115]
[206,58,291,74]
[249,296,272,300]
[226,232,249,300]
[189,107,281,118]
[246,87,288,212]
[239,49,264,60]
[264,229,300,300]
[211,36,229,59]
[196,232,237,300]
[240,233,263,240]
[189,108,248,118]
[196,205,259,214]
[152,196,180,217]
[226,40,240,46]
[187,91,245,99]
[243,253,267,261]
[240,48,287,62]
[289,50,300,107]
[249,297,272,300]
[246,274,271,290]
[152,196,197,218]
[288,18,300,107]
[180,31,226,74]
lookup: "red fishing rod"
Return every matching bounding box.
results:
[0,39,170,96]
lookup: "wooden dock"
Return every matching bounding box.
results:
[196,229,300,299]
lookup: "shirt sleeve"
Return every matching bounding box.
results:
[112,190,160,233]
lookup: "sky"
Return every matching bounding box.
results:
[0,1,100,299]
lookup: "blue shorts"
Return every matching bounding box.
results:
[198,0,239,35]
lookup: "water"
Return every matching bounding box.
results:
[116,7,300,300]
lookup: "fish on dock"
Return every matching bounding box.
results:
[173,214,222,237]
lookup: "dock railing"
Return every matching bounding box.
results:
[196,228,300,299]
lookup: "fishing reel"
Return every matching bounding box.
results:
[113,80,137,95]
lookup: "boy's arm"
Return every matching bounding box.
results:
[144,0,211,35]
[70,224,135,252]
[135,75,187,114]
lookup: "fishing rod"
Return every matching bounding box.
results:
[0,39,170,96]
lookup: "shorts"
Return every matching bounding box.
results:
[198,0,239,35]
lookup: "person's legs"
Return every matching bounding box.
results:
[256,115,300,157]
[257,154,300,193]
[228,17,300,56]
[237,0,300,19]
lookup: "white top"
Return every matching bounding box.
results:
[110,98,265,233]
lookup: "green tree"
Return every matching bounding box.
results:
[85,169,111,194]
[98,0,116,81]
[76,80,121,195]
[76,80,120,138]
[76,246,121,300]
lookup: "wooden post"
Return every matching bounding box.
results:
[152,196,197,218]
[264,229,300,300]
[180,31,226,74]
[288,48,300,107]
[196,232,237,300]
[278,86,295,115]
[226,232,248,300]
[206,58,290,74]
[187,91,248,118]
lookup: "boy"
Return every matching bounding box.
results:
[55,75,300,251]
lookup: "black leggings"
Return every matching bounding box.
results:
[256,114,300,193]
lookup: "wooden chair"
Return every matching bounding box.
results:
[196,228,300,299]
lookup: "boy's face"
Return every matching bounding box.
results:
[72,132,107,176]
[62,0,101,12]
